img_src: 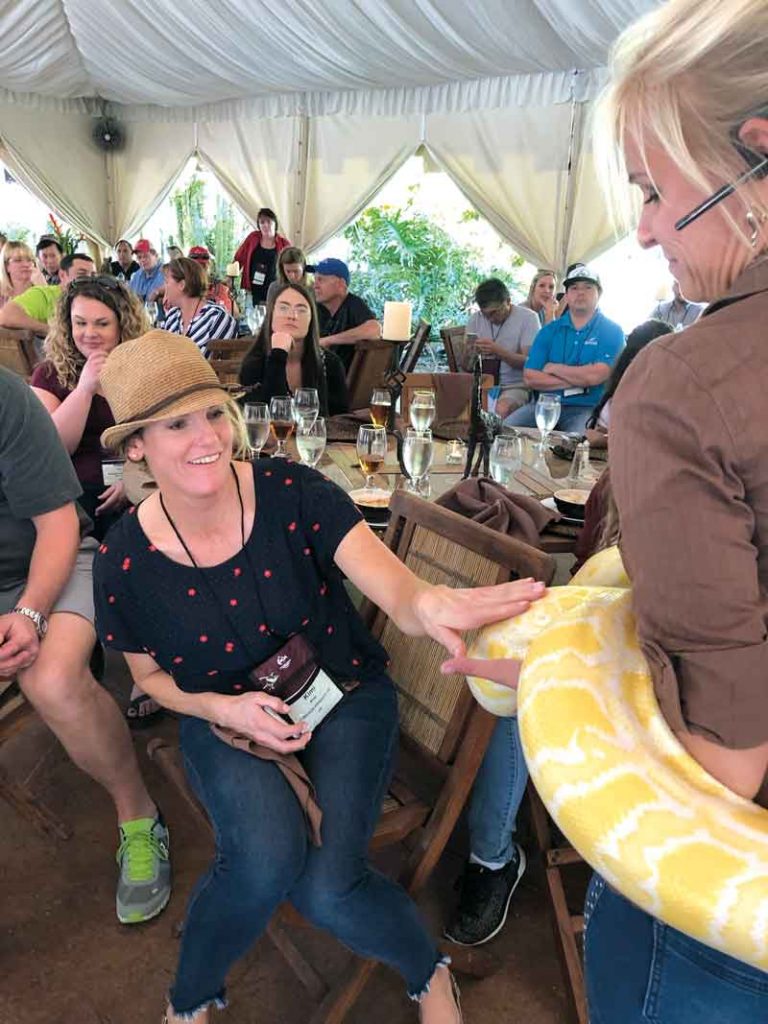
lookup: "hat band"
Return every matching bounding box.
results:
[125,381,222,424]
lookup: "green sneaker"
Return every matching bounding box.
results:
[116,814,171,924]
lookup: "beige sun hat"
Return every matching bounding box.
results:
[100,330,232,449]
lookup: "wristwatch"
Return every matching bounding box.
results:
[11,606,48,638]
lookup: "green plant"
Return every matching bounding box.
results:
[46,213,83,255]
[342,205,525,335]
[170,178,237,268]
[0,223,30,244]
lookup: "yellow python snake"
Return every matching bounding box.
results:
[466,546,768,971]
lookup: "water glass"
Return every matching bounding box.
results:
[244,402,270,458]
[535,393,561,449]
[356,425,388,490]
[410,389,436,432]
[144,301,158,326]
[489,435,523,487]
[269,395,295,457]
[294,387,319,431]
[402,427,434,495]
[297,417,326,469]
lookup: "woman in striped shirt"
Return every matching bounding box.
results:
[163,258,237,356]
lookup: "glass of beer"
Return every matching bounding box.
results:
[244,402,270,458]
[356,425,387,491]
[269,395,295,457]
[370,388,392,429]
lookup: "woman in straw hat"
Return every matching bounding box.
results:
[94,329,545,1024]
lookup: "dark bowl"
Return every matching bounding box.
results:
[553,488,590,520]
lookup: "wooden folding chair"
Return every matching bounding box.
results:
[148,490,555,1023]
[0,329,39,378]
[439,326,467,373]
[345,338,397,410]
[206,336,254,387]
[399,320,431,374]
[400,372,493,430]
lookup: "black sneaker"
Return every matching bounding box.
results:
[444,843,527,946]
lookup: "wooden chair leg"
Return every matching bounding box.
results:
[528,784,588,1024]
[0,762,71,841]
[307,959,377,1024]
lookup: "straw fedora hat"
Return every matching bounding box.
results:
[100,330,232,449]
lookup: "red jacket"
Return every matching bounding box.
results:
[233,230,291,291]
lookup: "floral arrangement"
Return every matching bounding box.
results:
[46,213,84,255]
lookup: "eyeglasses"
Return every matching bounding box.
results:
[7,257,34,264]
[274,302,311,317]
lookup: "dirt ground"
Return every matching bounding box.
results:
[1,651,580,1024]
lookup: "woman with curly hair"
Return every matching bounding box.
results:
[31,276,149,540]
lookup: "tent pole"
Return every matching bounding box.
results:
[292,111,309,248]
[558,70,584,274]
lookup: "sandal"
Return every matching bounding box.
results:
[125,690,163,728]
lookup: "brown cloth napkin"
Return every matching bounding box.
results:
[326,409,379,441]
[210,723,323,846]
[435,476,559,547]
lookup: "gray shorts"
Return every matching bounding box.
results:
[0,536,98,623]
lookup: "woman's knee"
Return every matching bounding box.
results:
[290,853,367,924]
[214,822,307,905]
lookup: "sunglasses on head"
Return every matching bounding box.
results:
[68,274,124,292]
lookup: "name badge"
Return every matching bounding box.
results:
[252,269,266,286]
[102,460,125,487]
[563,387,586,398]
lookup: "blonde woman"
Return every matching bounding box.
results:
[0,240,44,307]
[521,268,559,326]
[587,0,768,1018]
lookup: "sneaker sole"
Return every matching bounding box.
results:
[443,847,528,947]
[117,885,171,925]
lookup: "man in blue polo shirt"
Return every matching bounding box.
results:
[505,264,624,433]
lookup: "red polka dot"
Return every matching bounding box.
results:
[233,683,243,691]
[108,595,116,604]
[319,583,327,596]
[173,656,183,665]
[199,635,208,643]
[149,650,156,658]
[233,567,242,577]
[265,470,272,477]
[259,624,268,633]
[99,544,108,554]
[352,658,361,667]
[224,641,235,653]
[301,617,310,626]
[326,625,334,635]
[207,669,219,677]
[312,523,321,532]
[303,547,311,556]
[187,588,197,597]
[148,544,157,552]
[106,633,114,642]
[284,478,293,486]
[128,506,136,515]
[263,569,272,579]
[288,521,297,532]
[121,557,131,571]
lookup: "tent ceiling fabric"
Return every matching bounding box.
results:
[0,1,658,264]
[0,0,657,107]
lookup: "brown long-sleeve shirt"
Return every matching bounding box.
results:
[611,254,768,751]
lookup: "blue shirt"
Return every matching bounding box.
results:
[129,265,165,302]
[524,309,624,406]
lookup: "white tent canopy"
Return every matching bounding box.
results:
[0,0,657,266]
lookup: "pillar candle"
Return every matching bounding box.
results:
[382,301,412,341]
[226,261,241,278]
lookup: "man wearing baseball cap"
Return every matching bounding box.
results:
[188,245,236,315]
[128,239,165,306]
[313,258,381,370]
[505,263,624,433]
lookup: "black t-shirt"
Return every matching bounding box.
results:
[249,245,278,304]
[109,260,140,282]
[317,293,377,370]
[93,460,389,695]
[0,367,82,594]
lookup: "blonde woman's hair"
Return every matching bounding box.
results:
[526,269,557,307]
[117,398,250,466]
[44,278,149,391]
[0,241,35,298]
[594,0,768,243]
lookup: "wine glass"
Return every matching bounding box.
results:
[296,417,326,469]
[535,393,561,452]
[244,402,270,459]
[409,389,436,432]
[402,427,434,495]
[294,388,319,431]
[370,388,392,429]
[356,425,387,492]
[269,396,295,457]
[144,301,158,326]
[489,434,523,487]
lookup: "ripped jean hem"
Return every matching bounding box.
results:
[408,955,452,1002]
[166,992,228,1020]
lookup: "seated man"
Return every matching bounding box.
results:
[505,265,624,434]
[0,252,95,335]
[128,239,165,304]
[36,235,63,285]
[314,258,381,370]
[466,278,539,418]
[105,239,140,282]
[0,367,170,924]
[650,279,706,329]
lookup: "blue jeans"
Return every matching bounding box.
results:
[468,716,528,867]
[504,400,592,434]
[585,875,768,1023]
[170,677,441,1017]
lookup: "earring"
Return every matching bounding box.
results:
[746,210,760,247]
